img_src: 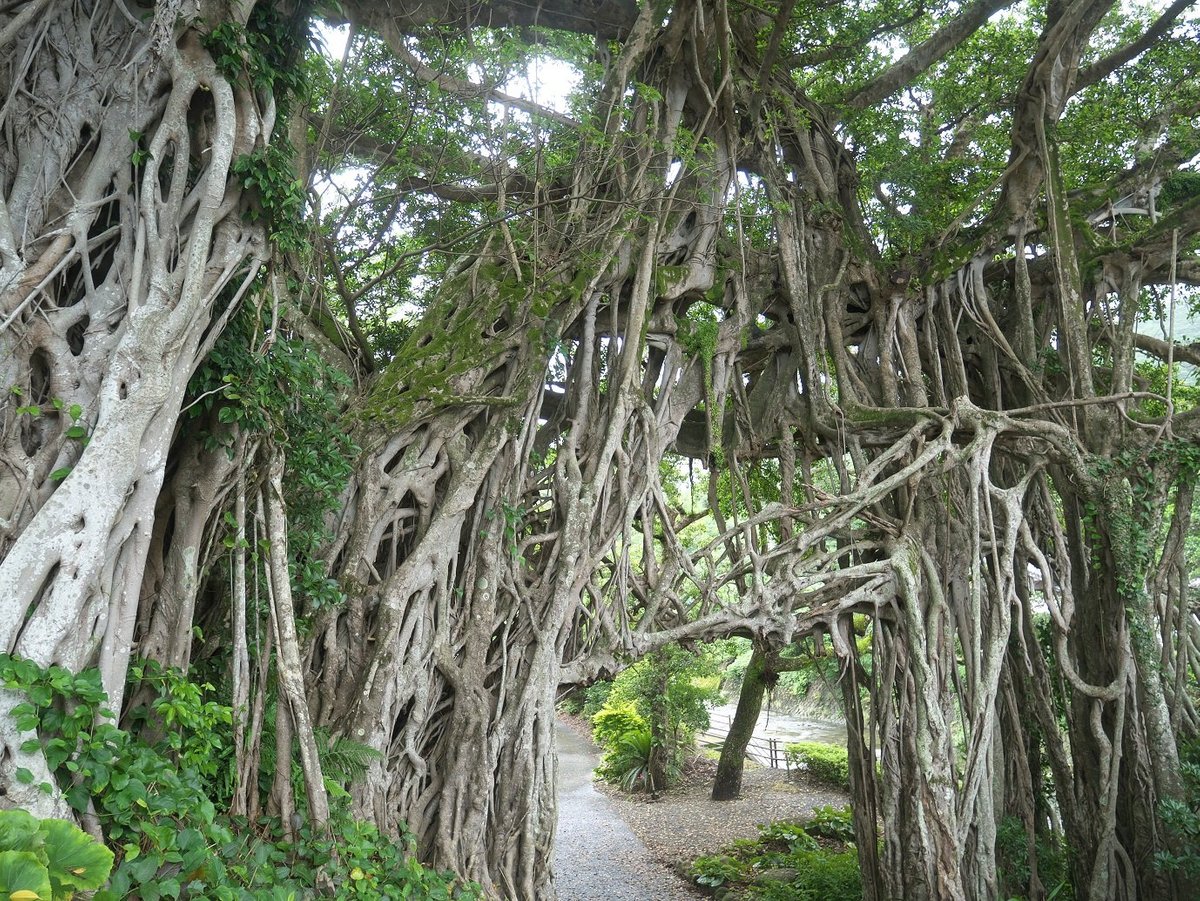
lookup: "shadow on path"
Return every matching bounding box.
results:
[553,719,701,900]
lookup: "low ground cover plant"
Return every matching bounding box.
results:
[690,806,861,900]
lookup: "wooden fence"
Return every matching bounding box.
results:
[698,712,790,770]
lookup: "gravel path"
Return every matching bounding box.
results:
[598,763,848,870]
[552,715,850,899]
[553,721,702,901]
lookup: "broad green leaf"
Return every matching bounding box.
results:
[0,811,40,854]
[39,819,113,891]
[0,850,51,900]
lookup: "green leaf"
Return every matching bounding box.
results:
[49,469,72,483]
[14,769,34,786]
[40,818,114,891]
[0,850,52,900]
[63,787,90,814]
[0,810,41,853]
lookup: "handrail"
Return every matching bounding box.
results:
[699,715,791,770]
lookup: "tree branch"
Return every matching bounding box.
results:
[1073,0,1193,93]
[1133,333,1200,368]
[337,0,640,43]
[838,0,1018,111]
[388,42,579,129]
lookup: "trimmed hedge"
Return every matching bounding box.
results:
[784,741,850,788]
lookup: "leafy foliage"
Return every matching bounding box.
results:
[203,6,313,251]
[784,742,850,789]
[691,814,862,900]
[126,659,234,792]
[0,654,478,900]
[803,806,856,844]
[257,712,383,788]
[233,145,309,253]
[1155,740,1200,880]
[596,729,669,793]
[590,645,723,792]
[0,809,113,900]
[581,681,613,717]
[590,701,646,749]
[200,6,309,102]
[995,816,1074,901]
[187,304,357,615]
[756,821,820,852]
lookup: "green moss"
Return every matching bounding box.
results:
[356,274,520,426]
[841,402,938,429]
[655,264,689,295]
[352,254,592,433]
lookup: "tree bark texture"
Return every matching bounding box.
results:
[0,0,274,814]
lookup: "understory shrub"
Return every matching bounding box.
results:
[690,814,862,900]
[1155,738,1200,880]
[595,728,676,793]
[784,741,850,789]
[581,681,613,717]
[591,701,646,747]
[591,645,723,792]
[556,688,586,715]
[995,816,1074,900]
[0,653,480,900]
[804,805,856,843]
[591,703,673,792]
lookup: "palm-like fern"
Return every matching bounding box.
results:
[258,711,383,786]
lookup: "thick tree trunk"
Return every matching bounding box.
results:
[837,615,882,901]
[304,6,759,894]
[0,1,269,810]
[3,5,1195,901]
[711,642,770,801]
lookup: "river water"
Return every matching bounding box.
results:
[706,703,847,747]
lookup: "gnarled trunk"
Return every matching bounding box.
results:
[0,1,272,810]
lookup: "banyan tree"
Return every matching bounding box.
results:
[1,0,1198,899]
